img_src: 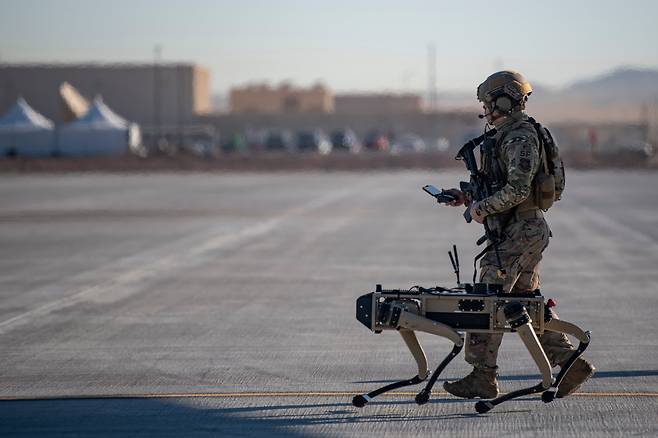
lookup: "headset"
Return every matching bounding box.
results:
[479,93,525,119]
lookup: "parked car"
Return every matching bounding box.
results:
[391,133,427,154]
[433,137,451,152]
[296,130,332,154]
[222,133,247,153]
[265,130,294,152]
[330,129,361,153]
[363,130,390,152]
[245,128,267,152]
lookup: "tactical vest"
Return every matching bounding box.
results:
[482,117,565,213]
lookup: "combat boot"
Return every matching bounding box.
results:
[556,357,595,398]
[443,366,499,399]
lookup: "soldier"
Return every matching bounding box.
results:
[442,70,595,399]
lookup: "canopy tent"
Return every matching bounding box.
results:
[58,96,141,157]
[0,97,55,157]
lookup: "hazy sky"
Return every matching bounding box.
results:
[1,0,657,94]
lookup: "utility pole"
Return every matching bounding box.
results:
[653,99,658,147]
[176,64,184,149]
[153,44,162,149]
[427,42,438,113]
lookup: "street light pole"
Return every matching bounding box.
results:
[153,44,162,149]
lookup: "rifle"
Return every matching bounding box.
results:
[455,129,507,280]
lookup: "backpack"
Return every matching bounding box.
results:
[528,117,565,210]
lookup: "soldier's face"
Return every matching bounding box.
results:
[483,105,495,124]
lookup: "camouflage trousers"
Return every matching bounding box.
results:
[465,216,575,368]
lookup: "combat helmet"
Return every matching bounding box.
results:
[477,70,533,113]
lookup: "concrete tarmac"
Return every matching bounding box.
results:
[1,170,657,437]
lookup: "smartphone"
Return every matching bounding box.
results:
[422,184,442,197]
[422,185,456,203]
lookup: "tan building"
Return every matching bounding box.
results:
[0,63,211,124]
[230,82,333,114]
[335,93,423,115]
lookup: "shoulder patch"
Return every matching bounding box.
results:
[503,135,528,145]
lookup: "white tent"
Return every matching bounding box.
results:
[58,96,141,157]
[0,98,55,157]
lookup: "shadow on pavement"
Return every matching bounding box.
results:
[0,396,531,436]
[4,369,654,436]
[0,398,312,438]
[197,397,532,428]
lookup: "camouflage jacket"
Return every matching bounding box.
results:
[472,111,541,217]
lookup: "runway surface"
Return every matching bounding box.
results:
[1,170,657,437]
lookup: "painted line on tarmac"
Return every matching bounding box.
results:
[2,391,658,401]
[0,183,368,336]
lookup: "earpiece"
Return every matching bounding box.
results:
[495,96,512,112]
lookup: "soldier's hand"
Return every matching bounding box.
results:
[444,188,465,207]
[470,202,486,224]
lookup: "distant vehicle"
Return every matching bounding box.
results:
[245,129,267,152]
[364,130,390,152]
[296,130,332,154]
[390,133,427,154]
[265,130,294,152]
[330,129,361,153]
[188,140,216,158]
[434,137,451,152]
[222,133,247,153]
[173,126,220,158]
[626,141,654,157]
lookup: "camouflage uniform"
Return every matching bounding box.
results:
[445,70,593,399]
[467,111,575,369]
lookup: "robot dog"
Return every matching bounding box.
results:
[352,187,590,414]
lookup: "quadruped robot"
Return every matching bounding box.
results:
[352,185,591,414]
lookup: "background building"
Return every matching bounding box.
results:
[230,82,333,114]
[335,93,423,115]
[0,63,211,125]
[229,84,422,116]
